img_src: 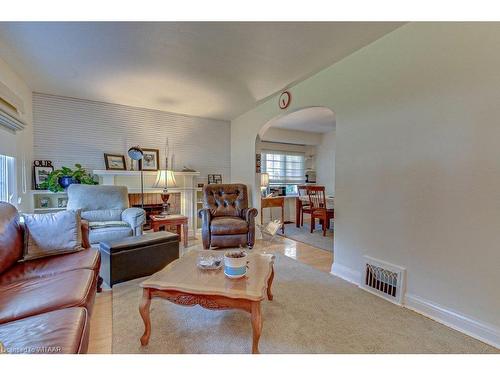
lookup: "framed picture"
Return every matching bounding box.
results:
[208,174,222,184]
[33,165,54,190]
[39,197,50,208]
[141,148,160,171]
[57,197,68,208]
[104,153,126,170]
[255,153,261,173]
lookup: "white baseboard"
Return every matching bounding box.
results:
[405,294,500,349]
[330,263,361,285]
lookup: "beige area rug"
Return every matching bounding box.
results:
[279,223,334,252]
[112,254,497,354]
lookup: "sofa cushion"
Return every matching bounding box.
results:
[0,307,89,354]
[89,225,133,244]
[210,216,248,235]
[0,269,95,324]
[0,202,23,274]
[22,210,83,261]
[88,221,130,229]
[0,248,100,285]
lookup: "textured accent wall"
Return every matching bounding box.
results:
[32,93,231,180]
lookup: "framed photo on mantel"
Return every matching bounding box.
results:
[141,148,160,171]
[104,153,126,170]
[208,174,222,184]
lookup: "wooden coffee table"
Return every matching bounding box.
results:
[150,214,188,247]
[139,250,275,354]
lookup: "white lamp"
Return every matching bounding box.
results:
[153,170,177,215]
[260,173,269,197]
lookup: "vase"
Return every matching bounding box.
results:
[59,176,79,189]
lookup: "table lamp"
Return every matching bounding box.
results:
[128,146,144,208]
[260,173,269,197]
[153,170,177,215]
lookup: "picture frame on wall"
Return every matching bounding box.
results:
[104,153,127,170]
[208,174,222,184]
[141,148,160,171]
[33,165,54,190]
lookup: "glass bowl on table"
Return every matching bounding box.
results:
[196,253,223,270]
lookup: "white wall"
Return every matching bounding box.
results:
[261,127,323,145]
[316,130,335,195]
[231,23,500,347]
[0,55,33,211]
[32,94,231,180]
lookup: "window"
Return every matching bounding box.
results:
[261,150,305,186]
[0,154,15,203]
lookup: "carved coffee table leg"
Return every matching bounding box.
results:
[267,266,274,301]
[139,288,152,346]
[251,301,262,354]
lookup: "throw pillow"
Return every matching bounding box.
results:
[22,209,83,261]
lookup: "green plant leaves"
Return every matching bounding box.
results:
[40,164,98,192]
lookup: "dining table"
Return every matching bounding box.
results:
[295,195,334,228]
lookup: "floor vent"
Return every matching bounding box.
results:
[360,256,406,305]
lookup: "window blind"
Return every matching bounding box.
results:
[261,150,305,185]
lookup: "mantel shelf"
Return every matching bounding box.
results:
[92,170,200,176]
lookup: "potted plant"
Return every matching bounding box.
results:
[40,164,98,192]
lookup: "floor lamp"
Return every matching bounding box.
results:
[128,146,144,208]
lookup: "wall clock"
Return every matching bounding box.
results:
[278,91,291,109]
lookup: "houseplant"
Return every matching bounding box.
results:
[40,164,98,192]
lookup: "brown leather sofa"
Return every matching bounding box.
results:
[0,202,101,354]
[198,184,258,249]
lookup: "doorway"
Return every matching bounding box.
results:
[256,107,335,253]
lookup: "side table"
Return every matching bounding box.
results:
[150,214,189,247]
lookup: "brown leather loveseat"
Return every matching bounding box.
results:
[0,202,101,354]
[198,184,258,249]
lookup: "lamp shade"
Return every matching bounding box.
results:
[153,170,177,189]
[260,173,269,188]
[127,146,144,160]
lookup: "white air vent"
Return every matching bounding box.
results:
[0,81,25,132]
[360,256,406,305]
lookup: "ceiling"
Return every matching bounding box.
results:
[270,107,335,133]
[0,22,403,120]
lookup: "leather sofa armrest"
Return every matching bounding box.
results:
[81,219,91,249]
[122,207,146,236]
[241,208,258,223]
[198,208,212,249]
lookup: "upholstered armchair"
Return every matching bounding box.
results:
[198,184,258,249]
[67,185,146,244]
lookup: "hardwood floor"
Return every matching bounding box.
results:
[87,235,334,354]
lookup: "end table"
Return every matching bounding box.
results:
[150,214,188,247]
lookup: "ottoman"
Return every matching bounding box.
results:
[99,231,179,287]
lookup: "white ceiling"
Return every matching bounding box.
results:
[270,107,335,133]
[0,22,403,120]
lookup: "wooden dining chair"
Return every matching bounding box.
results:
[307,185,334,236]
[297,185,313,227]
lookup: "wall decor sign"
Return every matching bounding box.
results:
[141,148,160,171]
[255,153,262,173]
[208,174,222,184]
[278,91,291,109]
[104,153,127,170]
[33,160,54,190]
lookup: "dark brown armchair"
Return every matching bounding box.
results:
[198,184,258,249]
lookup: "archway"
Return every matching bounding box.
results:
[255,106,336,257]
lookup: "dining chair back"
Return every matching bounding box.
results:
[307,185,327,210]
